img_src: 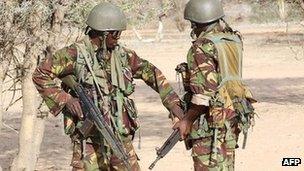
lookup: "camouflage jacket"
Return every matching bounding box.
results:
[186,28,255,139]
[32,36,181,136]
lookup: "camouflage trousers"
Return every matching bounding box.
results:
[71,135,140,171]
[191,119,240,171]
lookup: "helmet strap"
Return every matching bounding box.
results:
[84,26,91,35]
[220,18,233,33]
[102,31,109,57]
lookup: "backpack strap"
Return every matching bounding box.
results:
[75,37,111,115]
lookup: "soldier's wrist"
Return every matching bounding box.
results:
[170,104,184,120]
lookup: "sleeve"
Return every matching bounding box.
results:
[128,50,181,112]
[187,40,219,106]
[32,45,77,116]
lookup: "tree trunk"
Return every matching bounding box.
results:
[0,65,4,131]
[10,1,72,169]
[33,115,46,158]
[155,14,165,42]
[277,0,287,21]
[33,97,49,159]
[11,1,50,169]
[11,46,38,171]
[173,0,188,32]
[11,2,70,169]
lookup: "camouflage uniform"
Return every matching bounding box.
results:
[180,0,256,170]
[32,36,181,171]
[183,25,256,171]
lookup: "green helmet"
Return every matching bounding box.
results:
[86,2,127,31]
[184,0,224,24]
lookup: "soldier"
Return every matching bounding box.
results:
[32,2,183,171]
[173,0,256,170]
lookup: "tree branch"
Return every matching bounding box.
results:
[5,95,22,111]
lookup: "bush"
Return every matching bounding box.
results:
[248,0,304,23]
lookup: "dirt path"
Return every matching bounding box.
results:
[1,25,304,171]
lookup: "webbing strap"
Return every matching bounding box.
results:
[76,42,110,115]
[218,76,242,88]
[111,46,126,91]
[81,46,109,96]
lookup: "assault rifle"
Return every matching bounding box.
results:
[149,62,191,170]
[148,129,181,170]
[61,75,131,171]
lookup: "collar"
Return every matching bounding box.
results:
[196,23,222,40]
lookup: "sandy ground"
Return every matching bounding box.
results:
[0,24,304,171]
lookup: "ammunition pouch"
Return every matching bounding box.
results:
[232,97,255,132]
[122,67,135,96]
[206,94,235,129]
[61,86,98,137]
[70,133,85,169]
[78,119,95,138]
[62,110,77,135]
[207,107,236,129]
[124,98,139,132]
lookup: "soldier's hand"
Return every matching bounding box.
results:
[172,118,193,140]
[66,98,84,120]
